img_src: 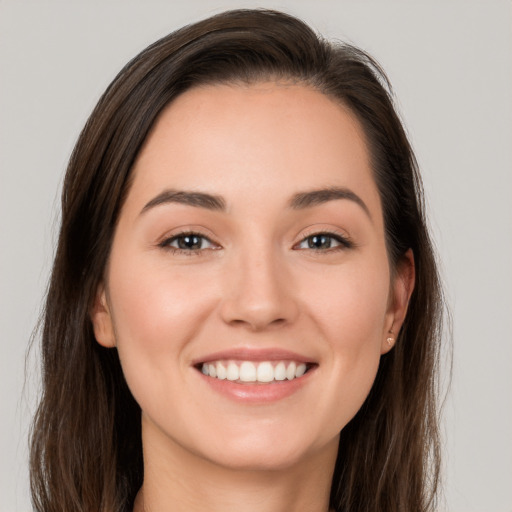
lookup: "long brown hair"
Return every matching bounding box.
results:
[30,9,445,512]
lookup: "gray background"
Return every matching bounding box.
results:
[1,1,511,511]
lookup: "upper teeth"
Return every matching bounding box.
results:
[200,360,307,383]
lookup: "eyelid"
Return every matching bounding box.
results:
[157,225,218,243]
[293,227,354,250]
[156,225,354,254]
[157,228,222,253]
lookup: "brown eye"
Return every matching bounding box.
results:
[296,233,352,251]
[175,234,204,250]
[307,234,334,249]
[161,233,217,252]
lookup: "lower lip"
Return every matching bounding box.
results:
[197,368,315,403]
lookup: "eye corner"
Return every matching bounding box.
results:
[293,229,354,251]
[158,230,222,255]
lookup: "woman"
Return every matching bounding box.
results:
[30,9,444,512]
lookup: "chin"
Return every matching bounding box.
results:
[192,423,339,473]
[204,444,314,472]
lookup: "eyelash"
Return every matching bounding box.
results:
[294,230,354,252]
[159,230,354,256]
[159,231,219,256]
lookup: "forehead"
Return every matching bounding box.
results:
[129,82,381,219]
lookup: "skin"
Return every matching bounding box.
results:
[91,82,414,512]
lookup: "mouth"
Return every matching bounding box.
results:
[192,348,318,401]
[195,359,316,384]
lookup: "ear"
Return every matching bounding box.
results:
[381,249,415,354]
[90,282,116,348]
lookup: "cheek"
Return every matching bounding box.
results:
[304,256,390,348]
[110,255,215,344]
[298,256,390,426]
[106,255,218,402]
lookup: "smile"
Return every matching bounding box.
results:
[199,360,312,383]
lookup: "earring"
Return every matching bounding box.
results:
[386,328,395,347]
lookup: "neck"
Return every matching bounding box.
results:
[134,418,338,512]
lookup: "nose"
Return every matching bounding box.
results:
[219,246,299,331]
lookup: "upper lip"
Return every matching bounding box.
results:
[192,348,316,365]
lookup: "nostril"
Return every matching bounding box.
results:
[229,317,288,331]
[219,268,300,330]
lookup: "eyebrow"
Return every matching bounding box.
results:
[289,187,371,218]
[140,189,226,214]
[140,186,370,218]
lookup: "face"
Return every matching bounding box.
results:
[92,83,413,472]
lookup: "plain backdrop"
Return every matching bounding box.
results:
[1,1,511,511]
